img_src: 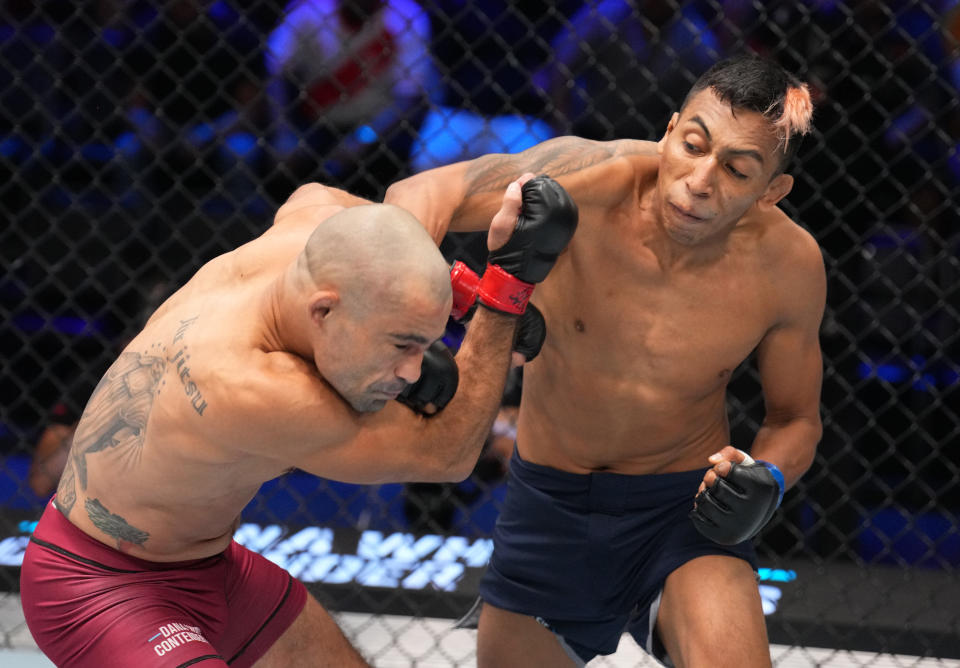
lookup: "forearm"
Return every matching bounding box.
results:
[413,307,516,482]
[748,416,822,490]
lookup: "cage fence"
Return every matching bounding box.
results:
[1,0,959,665]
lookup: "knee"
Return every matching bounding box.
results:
[656,557,771,668]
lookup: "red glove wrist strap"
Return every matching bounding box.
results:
[449,261,479,320]
[477,263,534,315]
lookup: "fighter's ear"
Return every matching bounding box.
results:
[758,173,793,209]
[657,113,680,155]
[308,290,339,325]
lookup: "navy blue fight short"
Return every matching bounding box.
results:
[477,445,757,666]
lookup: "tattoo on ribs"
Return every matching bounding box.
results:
[168,316,208,416]
[68,351,165,491]
[85,498,150,550]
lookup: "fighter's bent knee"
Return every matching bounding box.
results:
[658,556,770,668]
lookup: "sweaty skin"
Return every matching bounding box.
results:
[56,183,522,562]
[385,88,825,486]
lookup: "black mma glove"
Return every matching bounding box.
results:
[689,452,786,545]
[477,175,578,315]
[513,303,546,362]
[396,341,459,416]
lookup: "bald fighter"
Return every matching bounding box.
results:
[385,55,826,667]
[20,174,577,667]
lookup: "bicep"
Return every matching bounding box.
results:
[756,257,827,422]
[292,403,444,484]
[755,323,823,423]
[217,365,445,485]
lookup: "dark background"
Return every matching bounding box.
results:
[1,0,958,659]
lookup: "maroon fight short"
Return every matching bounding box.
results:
[20,499,307,667]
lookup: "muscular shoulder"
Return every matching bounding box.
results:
[271,182,372,230]
[761,209,824,276]
[754,209,826,325]
[272,184,344,228]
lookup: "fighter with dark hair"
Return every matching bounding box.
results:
[385,55,825,667]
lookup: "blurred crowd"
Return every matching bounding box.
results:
[3,0,957,208]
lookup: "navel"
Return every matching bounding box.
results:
[574,318,586,333]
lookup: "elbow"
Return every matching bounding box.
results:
[423,456,474,484]
[799,445,817,479]
[441,462,475,484]
[384,176,430,213]
[383,179,425,218]
[384,441,476,484]
[428,443,481,484]
[809,412,823,447]
[384,179,444,244]
[402,464,471,485]
[796,414,822,476]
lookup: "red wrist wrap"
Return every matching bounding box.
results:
[477,263,534,315]
[449,261,479,320]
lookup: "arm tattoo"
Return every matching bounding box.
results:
[460,137,618,198]
[85,498,150,551]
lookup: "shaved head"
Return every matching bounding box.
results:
[297,204,451,315]
[291,203,452,413]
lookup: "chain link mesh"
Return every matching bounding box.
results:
[1,0,959,664]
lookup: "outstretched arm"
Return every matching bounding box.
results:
[384,136,648,243]
[223,178,566,484]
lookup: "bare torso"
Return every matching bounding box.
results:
[517,149,795,474]
[56,217,331,561]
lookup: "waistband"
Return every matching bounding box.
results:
[30,498,223,573]
[510,444,708,514]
